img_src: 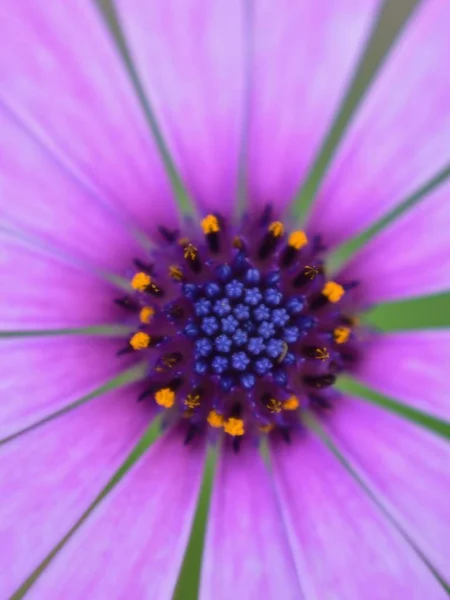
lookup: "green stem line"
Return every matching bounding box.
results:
[12,415,162,600]
[95,0,194,216]
[0,362,147,446]
[0,325,134,339]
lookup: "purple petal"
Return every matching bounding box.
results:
[270,432,445,599]
[307,0,450,248]
[339,181,450,304]
[352,331,450,421]
[116,0,245,216]
[0,1,179,235]
[323,395,450,579]
[0,108,142,274]
[249,0,380,212]
[200,444,301,600]
[28,427,205,599]
[0,336,133,440]
[0,232,119,330]
[0,385,153,599]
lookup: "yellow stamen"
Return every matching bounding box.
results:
[267,398,283,413]
[314,347,330,361]
[130,331,151,350]
[207,410,224,428]
[322,281,345,303]
[139,306,155,324]
[304,265,319,280]
[169,265,183,281]
[333,326,351,344]
[201,214,220,234]
[131,272,151,291]
[288,230,308,250]
[223,417,245,437]
[268,221,284,237]
[284,396,300,411]
[259,423,274,433]
[154,388,175,408]
[185,393,201,409]
[232,236,243,249]
[184,244,198,261]
[277,341,289,363]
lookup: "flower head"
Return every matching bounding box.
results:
[1,1,450,599]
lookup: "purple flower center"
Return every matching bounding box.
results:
[116,207,359,447]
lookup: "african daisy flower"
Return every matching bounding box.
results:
[1,0,450,598]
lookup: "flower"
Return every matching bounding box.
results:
[1,0,450,598]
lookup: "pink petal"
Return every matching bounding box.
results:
[0,107,142,274]
[28,427,205,599]
[0,232,119,330]
[0,336,132,440]
[116,0,245,216]
[323,395,450,580]
[0,385,153,599]
[0,0,179,235]
[352,331,450,421]
[200,444,301,600]
[249,0,380,212]
[307,0,450,248]
[270,432,445,599]
[339,181,450,304]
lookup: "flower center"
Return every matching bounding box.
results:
[116,207,359,447]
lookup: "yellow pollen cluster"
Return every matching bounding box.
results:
[201,214,220,234]
[207,410,224,428]
[268,221,284,237]
[184,244,198,261]
[267,398,283,413]
[130,332,151,350]
[169,265,183,281]
[283,396,300,410]
[154,388,175,408]
[232,236,243,249]
[333,326,351,344]
[185,394,201,409]
[223,417,245,437]
[288,230,308,250]
[314,347,330,361]
[131,272,151,291]
[322,281,345,303]
[139,306,155,324]
[259,423,274,433]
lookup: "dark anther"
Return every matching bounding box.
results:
[303,346,330,360]
[146,282,164,297]
[309,293,329,311]
[280,245,297,267]
[303,374,336,389]
[309,393,332,410]
[158,226,179,243]
[232,436,242,454]
[168,376,184,391]
[114,297,138,312]
[258,231,280,260]
[260,204,273,226]
[155,352,183,373]
[293,264,322,288]
[134,259,154,273]
[183,244,202,273]
[184,425,198,445]
[280,428,291,444]
[165,303,184,320]
[137,385,159,402]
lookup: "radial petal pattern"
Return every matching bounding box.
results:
[351,331,450,421]
[201,444,302,600]
[307,0,450,248]
[0,106,142,274]
[116,0,246,216]
[270,433,445,599]
[27,427,205,600]
[0,336,134,440]
[0,232,120,330]
[248,0,380,212]
[0,385,153,599]
[0,0,179,236]
[323,395,450,580]
[339,180,450,304]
